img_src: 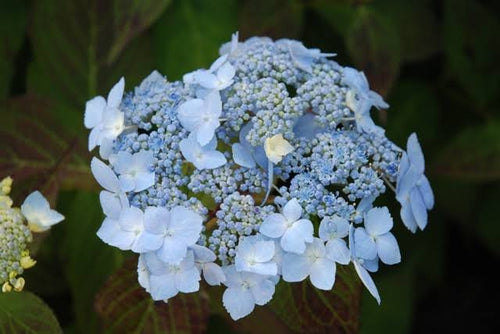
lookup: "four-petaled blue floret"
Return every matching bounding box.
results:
[84,32,434,320]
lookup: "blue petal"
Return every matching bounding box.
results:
[410,188,428,230]
[232,143,256,168]
[400,199,418,233]
[406,133,425,174]
[417,175,434,210]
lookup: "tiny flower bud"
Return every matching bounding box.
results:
[13,277,25,292]
[2,282,12,293]
[21,256,37,269]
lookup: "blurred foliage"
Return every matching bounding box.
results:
[95,257,210,333]
[0,291,62,333]
[0,0,499,333]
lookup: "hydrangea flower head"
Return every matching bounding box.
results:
[84,33,434,320]
[1,177,64,293]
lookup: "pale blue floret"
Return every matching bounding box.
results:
[177,91,222,146]
[281,238,337,290]
[141,206,203,264]
[179,133,227,170]
[276,39,336,73]
[354,207,401,265]
[259,198,313,254]
[222,265,276,320]
[396,133,434,232]
[318,216,350,265]
[139,251,201,301]
[342,67,389,135]
[190,244,226,286]
[110,150,155,193]
[231,122,268,169]
[348,223,381,304]
[234,235,277,276]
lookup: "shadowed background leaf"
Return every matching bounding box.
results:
[0,1,27,98]
[345,6,400,97]
[153,0,238,81]
[0,96,93,204]
[0,291,62,334]
[239,0,304,40]
[269,266,361,333]
[57,191,124,333]
[431,121,500,182]
[27,0,170,131]
[444,0,500,108]
[95,257,210,334]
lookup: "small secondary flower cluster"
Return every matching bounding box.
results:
[85,33,434,320]
[0,177,64,293]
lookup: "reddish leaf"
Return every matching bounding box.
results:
[95,257,210,334]
[270,265,361,334]
[0,96,95,204]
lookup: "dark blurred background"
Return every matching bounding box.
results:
[0,0,499,333]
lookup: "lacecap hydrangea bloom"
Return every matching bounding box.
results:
[0,177,64,293]
[85,32,434,320]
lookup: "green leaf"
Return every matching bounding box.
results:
[0,291,62,334]
[372,0,441,63]
[153,0,238,81]
[28,0,169,130]
[59,191,124,333]
[431,121,500,181]
[0,96,94,204]
[0,1,27,98]
[239,0,304,39]
[95,257,210,333]
[345,6,401,96]
[444,0,500,106]
[269,265,361,333]
[359,263,415,334]
[476,185,500,256]
[386,80,439,147]
[311,1,357,37]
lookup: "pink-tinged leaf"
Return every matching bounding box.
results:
[95,257,210,334]
[0,96,95,204]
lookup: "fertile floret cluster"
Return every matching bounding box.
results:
[0,177,64,293]
[85,33,434,320]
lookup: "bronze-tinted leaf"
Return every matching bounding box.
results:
[0,96,94,204]
[95,257,210,334]
[270,265,361,334]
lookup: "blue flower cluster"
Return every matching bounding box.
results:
[85,32,434,320]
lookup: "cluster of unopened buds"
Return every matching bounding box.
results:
[85,33,434,320]
[0,177,64,293]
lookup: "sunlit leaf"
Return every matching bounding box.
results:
[270,265,361,333]
[95,257,210,334]
[0,291,62,334]
[0,96,94,204]
[153,0,238,81]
